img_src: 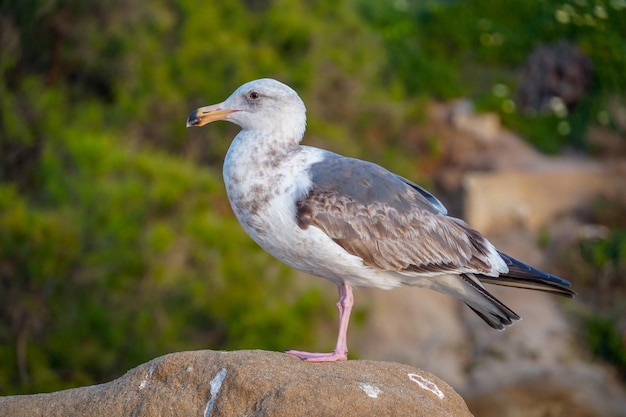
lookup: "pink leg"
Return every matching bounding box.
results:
[285,282,354,362]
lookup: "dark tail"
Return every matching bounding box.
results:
[459,253,574,330]
[460,274,521,330]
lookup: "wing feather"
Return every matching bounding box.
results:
[296,185,504,277]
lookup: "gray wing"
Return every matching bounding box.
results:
[307,155,447,215]
[297,155,499,275]
[393,175,448,215]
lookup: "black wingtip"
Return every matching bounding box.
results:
[492,252,576,298]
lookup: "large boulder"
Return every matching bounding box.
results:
[0,350,473,417]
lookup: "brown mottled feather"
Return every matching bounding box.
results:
[296,186,496,276]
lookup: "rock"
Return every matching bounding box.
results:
[449,99,501,144]
[463,160,622,234]
[0,350,473,417]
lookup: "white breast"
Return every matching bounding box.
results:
[223,137,404,289]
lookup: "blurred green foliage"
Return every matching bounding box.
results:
[362,0,626,153]
[555,195,626,382]
[1,0,625,394]
[0,83,326,393]
[586,314,626,382]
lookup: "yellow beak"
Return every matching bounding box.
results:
[186,104,238,127]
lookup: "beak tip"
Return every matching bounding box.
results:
[186,110,200,128]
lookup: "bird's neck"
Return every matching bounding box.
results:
[229,129,299,159]
[223,130,299,187]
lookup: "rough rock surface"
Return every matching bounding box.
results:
[0,350,473,417]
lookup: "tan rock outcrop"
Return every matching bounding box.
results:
[0,350,473,417]
[463,161,622,234]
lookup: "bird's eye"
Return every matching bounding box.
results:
[248,91,260,100]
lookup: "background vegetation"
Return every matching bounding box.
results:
[1,0,624,394]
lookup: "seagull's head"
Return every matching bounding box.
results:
[186,78,307,143]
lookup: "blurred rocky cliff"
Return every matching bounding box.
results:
[342,103,626,417]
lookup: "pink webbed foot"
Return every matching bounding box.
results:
[284,349,348,362]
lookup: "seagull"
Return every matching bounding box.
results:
[186,78,575,362]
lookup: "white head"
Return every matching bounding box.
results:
[186,78,307,144]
